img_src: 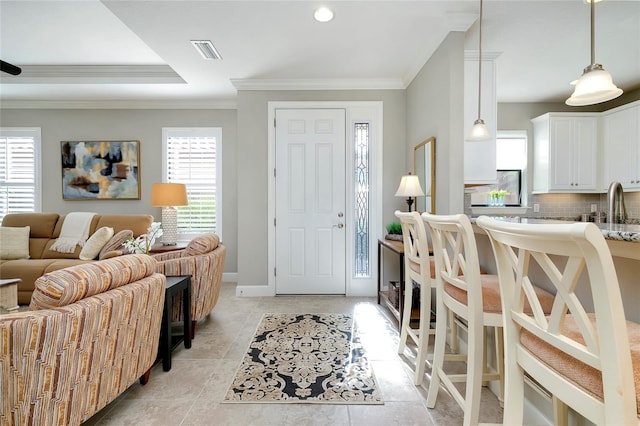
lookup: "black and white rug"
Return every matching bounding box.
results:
[223,313,382,404]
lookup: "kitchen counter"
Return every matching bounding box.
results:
[471,216,640,260]
[472,216,640,243]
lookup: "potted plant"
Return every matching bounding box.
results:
[488,189,508,207]
[385,222,403,241]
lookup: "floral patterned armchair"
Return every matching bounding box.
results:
[151,233,226,337]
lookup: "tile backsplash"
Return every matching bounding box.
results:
[465,191,640,220]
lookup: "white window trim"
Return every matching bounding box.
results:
[470,129,530,216]
[0,127,42,217]
[162,127,222,242]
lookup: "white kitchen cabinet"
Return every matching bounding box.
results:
[532,113,599,193]
[464,52,498,185]
[603,101,640,191]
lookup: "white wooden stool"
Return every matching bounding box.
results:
[0,278,21,311]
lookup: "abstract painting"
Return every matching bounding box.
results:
[61,140,140,200]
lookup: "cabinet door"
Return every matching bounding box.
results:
[573,117,598,191]
[635,106,640,188]
[604,106,639,189]
[549,117,575,190]
[464,55,497,184]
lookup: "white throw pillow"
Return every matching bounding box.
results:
[79,226,114,260]
[0,226,31,260]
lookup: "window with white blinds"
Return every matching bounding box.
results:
[0,128,42,221]
[162,127,221,239]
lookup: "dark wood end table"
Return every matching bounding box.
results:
[149,242,189,254]
[160,275,192,371]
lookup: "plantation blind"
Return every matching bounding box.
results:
[163,128,221,236]
[0,128,41,221]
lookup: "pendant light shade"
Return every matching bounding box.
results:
[468,119,491,141]
[566,64,623,106]
[467,0,491,142]
[566,0,623,106]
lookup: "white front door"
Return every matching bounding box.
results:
[275,109,346,294]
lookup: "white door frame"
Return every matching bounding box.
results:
[259,101,383,297]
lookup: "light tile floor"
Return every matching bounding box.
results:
[83,283,503,425]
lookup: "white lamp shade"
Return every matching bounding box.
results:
[467,119,492,141]
[566,66,623,106]
[395,174,425,197]
[150,183,188,207]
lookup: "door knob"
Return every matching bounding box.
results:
[333,223,344,229]
[337,212,344,218]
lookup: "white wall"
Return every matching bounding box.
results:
[0,108,239,273]
[235,89,407,288]
[406,32,466,214]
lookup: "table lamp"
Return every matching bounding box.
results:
[395,173,424,212]
[151,183,188,245]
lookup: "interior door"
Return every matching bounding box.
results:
[275,108,346,294]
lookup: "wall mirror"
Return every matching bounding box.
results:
[414,137,435,213]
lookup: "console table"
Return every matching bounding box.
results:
[159,275,192,371]
[377,238,407,325]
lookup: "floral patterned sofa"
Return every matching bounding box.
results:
[152,233,226,336]
[0,254,165,426]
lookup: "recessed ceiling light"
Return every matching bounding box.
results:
[314,7,334,23]
[190,40,222,60]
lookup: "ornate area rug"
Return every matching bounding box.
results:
[223,313,382,404]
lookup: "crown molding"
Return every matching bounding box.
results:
[0,65,185,84]
[230,78,404,91]
[0,99,237,110]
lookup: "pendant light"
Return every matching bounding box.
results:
[467,0,491,141]
[566,0,622,106]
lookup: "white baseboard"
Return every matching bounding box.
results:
[235,285,275,297]
[222,272,238,283]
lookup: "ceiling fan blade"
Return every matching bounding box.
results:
[1,60,22,76]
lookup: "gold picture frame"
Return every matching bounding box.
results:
[414,137,435,213]
[61,140,141,200]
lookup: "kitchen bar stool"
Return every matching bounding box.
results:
[395,210,438,385]
[478,217,640,425]
[423,213,555,426]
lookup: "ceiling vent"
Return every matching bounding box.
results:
[190,40,222,60]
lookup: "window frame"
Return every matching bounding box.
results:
[0,127,42,220]
[162,127,222,242]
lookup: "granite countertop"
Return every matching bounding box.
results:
[471,216,640,243]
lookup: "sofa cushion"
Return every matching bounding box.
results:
[99,250,124,260]
[95,215,153,237]
[184,233,220,256]
[99,230,133,260]
[2,213,58,259]
[51,214,101,239]
[2,213,59,238]
[0,259,61,304]
[30,254,158,310]
[0,226,31,260]
[79,227,114,260]
[42,240,84,259]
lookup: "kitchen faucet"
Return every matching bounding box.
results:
[607,181,627,224]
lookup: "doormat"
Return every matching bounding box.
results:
[223,313,383,404]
